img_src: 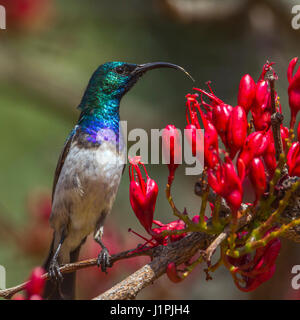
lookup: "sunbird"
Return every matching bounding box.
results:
[43,61,193,299]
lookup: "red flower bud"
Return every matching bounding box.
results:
[211,103,233,144]
[151,219,186,245]
[238,74,256,114]
[204,120,219,168]
[129,157,158,233]
[208,156,243,214]
[249,158,266,203]
[25,267,45,298]
[162,124,182,184]
[166,262,183,283]
[287,57,300,129]
[262,127,289,177]
[251,80,272,131]
[287,142,300,177]
[237,130,269,180]
[226,106,248,158]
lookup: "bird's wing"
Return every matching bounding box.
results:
[51,127,78,202]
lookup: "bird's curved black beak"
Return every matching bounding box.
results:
[132,62,194,82]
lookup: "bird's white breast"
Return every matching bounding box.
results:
[50,141,125,257]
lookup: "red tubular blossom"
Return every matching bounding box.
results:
[162,124,182,185]
[237,130,269,180]
[208,155,243,214]
[186,93,219,169]
[287,57,300,129]
[129,157,158,233]
[166,262,183,283]
[226,105,248,158]
[262,127,289,177]
[25,267,45,298]
[238,74,256,115]
[249,158,266,203]
[287,142,300,177]
[251,80,272,131]
[211,103,232,144]
[228,233,281,292]
[152,219,186,244]
[185,123,204,159]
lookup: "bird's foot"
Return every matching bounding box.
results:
[48,259,63,283]
[97,247,111,273]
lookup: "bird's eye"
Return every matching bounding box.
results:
[115,66,125,75]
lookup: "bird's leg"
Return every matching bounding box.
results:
[48,232,66,283]
[94,226,111,273]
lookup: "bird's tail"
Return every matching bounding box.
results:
[42,236,81,300]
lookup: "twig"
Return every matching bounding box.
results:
[200,226,230,263]
[0,246,152,299]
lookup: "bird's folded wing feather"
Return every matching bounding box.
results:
[51,127,78,201]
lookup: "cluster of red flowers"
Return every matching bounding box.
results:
[13,267,45,300]
[128,58,300,291]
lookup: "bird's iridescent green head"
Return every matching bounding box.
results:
[77,61,193,143]
[78,61,193,110]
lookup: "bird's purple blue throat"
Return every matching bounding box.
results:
[43,61,193,300]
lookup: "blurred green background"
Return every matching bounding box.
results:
[0,0,300,299]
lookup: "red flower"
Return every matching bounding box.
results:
[287,57,300,129]
[166,262,183,283]
[287,142,300,177]
[208,155,243,214]
[211,103,232,145]
[185,93,219,169]
[262,126,289,176]
[13,266,45,300]
[226,105,248,159]
[25,267,45,298]
[238,74,256,115]
[152,219,186,244]
[250,62,276,131]
[227,233,281,292]
[2,0,53,31]
[162,124,182,185]
[237,130,269,181]
[249,158,266,203]
[129,157,158,233]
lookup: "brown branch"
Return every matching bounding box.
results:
[0,246,152,299]
[268,75,284,161]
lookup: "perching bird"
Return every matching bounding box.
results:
[43,61,193,300]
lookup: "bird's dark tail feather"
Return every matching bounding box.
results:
[42,236,81,300]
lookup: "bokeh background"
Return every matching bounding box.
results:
[0,0,300,299]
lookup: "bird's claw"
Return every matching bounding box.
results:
[97,248,111,273]
[48,259,63,283]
